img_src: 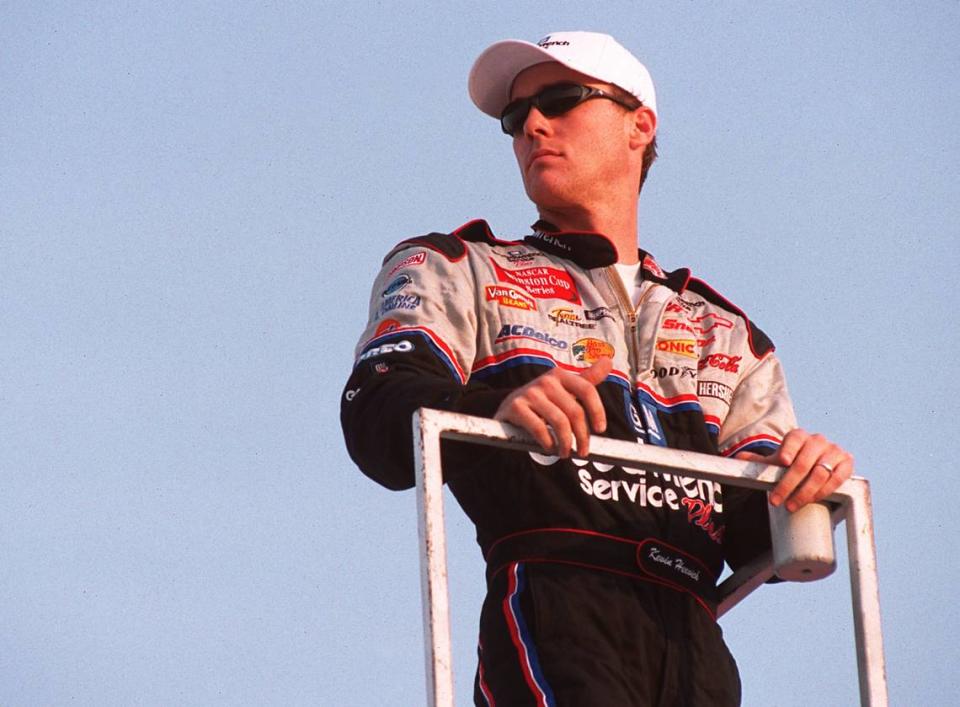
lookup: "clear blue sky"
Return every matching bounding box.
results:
[2,2,957,704]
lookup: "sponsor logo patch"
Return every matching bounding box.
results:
[698,353,742,374]
[496,324,568,349]
[505,248,539,264]
[572,337,614,363]
[382,274,412,297]
[697,380,733,405]
[529,456,724,529]
[492,261,581,303]
[689,313,733,332]
[656,338,698,359]
[537,36,571,49]
[652,365,697,379]
[642,254,665,279]
[377,294,421,317]
[666,297,706,314]
[374,318,402,337]
[584,306,614,322]
[485,284,536,311]
[548,306,596,329]
[528,231,572,252]
[387,251,426,276]
[682,498,724,543]
[663,313,733,335]
[358,339,414,362]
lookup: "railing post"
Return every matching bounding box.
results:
[413,409,455,707]
[412,408,887,706]
[842,480,887,706]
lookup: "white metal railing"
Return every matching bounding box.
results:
[412,408,887,707]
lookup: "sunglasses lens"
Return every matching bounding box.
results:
[499,84,590,136]
[500,100,528,136]
[538,85,587,116]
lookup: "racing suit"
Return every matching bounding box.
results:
[341,219,797,706]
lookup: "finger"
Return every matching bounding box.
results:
[494,397,557,453]
[568,359,612,433]
[560,375,607,436]
[812,454,855,502]
[772,428,810,467]
[782,444,845,511]
[569,402,592,457]
[733,450,770,463]
[782,464,832,511]
[540,366,606,455]
[579,356,613,385]
[525,389,576,458]
[770,433,830,506]
[547,385,592,457]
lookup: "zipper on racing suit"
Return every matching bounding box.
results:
[603,265,672,446]
[602,266,659,382]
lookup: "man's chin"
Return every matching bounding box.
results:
[524,181,578,212]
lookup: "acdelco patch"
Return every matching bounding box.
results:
[492,261,580,304]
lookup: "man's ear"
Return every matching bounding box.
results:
[628,105,657,151]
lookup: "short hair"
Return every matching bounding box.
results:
[639,136,657,194]
[607,84,657,193]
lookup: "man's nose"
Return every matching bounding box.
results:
[522,106,552,137]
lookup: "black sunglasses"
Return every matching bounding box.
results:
[500,82,641,136]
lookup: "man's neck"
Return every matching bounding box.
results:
[537,201,640,264]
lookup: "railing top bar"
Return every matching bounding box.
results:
[416,408,866,504]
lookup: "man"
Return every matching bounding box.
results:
[341,31,853,706]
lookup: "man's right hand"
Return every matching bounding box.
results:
[493,357,612,458]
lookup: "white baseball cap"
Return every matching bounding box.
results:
[468,31,657,119]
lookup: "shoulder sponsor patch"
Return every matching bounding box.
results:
[492,260,581,304]
[688,312,733,333]
[663,313,733,335]
[387,251,426,276]
[665,297,706,315]
[358,339,415,362]
[382,274,412,297]
[374,318,402,337]
[485,284,536,311]
[656,338,698,359]
[642,254,665,279]
[377,294,421,317]
[572,337,614,363]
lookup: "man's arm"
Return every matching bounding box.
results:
[492,356,612,458]
[718,349,854,511]
[340,239,511,490]
[735,429,854,512]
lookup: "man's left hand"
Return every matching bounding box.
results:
[735,428,854,512]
